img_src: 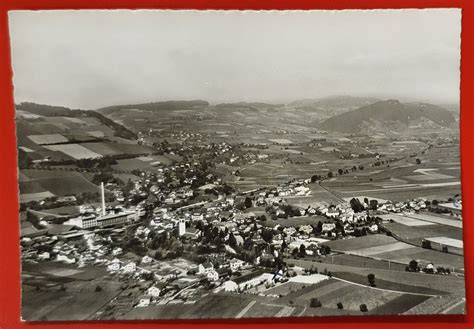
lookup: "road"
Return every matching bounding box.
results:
[235,300,256,318]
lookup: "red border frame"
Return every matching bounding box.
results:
[0,1,472,328]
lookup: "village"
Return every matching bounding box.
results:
[20,137,464,319]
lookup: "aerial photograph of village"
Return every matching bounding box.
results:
[9,9,464,321]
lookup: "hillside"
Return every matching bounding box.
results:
[16,102,137,140]
[214,102,283,111]
[320,100,455,133]
[96,100,209,115]
[290,95,380,110]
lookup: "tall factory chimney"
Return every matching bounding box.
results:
[101,182,106,216]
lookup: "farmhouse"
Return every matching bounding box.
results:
[423,237,463,255]
[222,280,238,292]
[147,286,161,297]
[199,262,214,274]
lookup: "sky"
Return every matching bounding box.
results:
[8,9,461,110]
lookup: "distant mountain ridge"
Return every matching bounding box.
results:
[320,99,455,133]
[96,100,209,115]
[290,95,381,109]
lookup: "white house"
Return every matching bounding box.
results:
[198,262,214,274]
[107,261,121,272]
[141,255,153,264]
[369,224,378,233]
[230,258,244,272]
[147,286,161,297]
[57,254,75,264]
[207,269,219,281]
[112,247,123,256]
[38,252,50,260]
[136,295,152,307]
[123,262,137,273]
[222,280,238,292]
[322,223,336,232]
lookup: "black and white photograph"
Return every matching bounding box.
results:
[9,9,464,321]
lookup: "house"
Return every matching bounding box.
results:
[322,223,336,232]
[38,251,50,260]
[107,260,121,272]
[234,272,274,290]
[222,280,238,292]
[112,247,123,256]
[198,262,214,274]
[207,269,219,281]
[136,295,152,307]
[141,255,153,264]
[123,262,137,273]
[147,286,161,297]
[183,227,201,239]
[57,254,76,264]
[230,258,244,272]
[369,224,378,233]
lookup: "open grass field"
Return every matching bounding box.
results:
[279,278,409,314]
[321,234,398,252]
[332,272,448,296]
[317,254,407,271]
[81,142,122,156]
[22,279,122,321]
[107,143,156,155]
[382,222,463,244]
[379,214,431,227]
[119,293,271,320]
[404,213,462,228]
[27,134,69,145]
[284,259,465,295]
[403,295,465,315]
[368,294,431,315]
[259,282,308,297]
[20,191,56,203]
[347,242,415,257]
[19,170,99,200]
[373,248,464,270]
[111,158,154,171]
[44,144,102,159]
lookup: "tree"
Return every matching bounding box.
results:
[416,158,421,165]
[311,175,320,183]
[261,229,274,243]
[95,285,103,292]
[310,298,322,308]
[363,197,369,206]
[432,199,439,206]
[299,244,306,257]
[338,169,343,175]
[408,259,419,272]
[360,304,368,312]
[327,171,333,178]
[337,302,344,309]
[315,221,323,234]
[367,273,376,287]
[350,198,364,213]
[369,199,378,211]
[18,148,33,169]
[228,233,237,248]
[244,197,253,209]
